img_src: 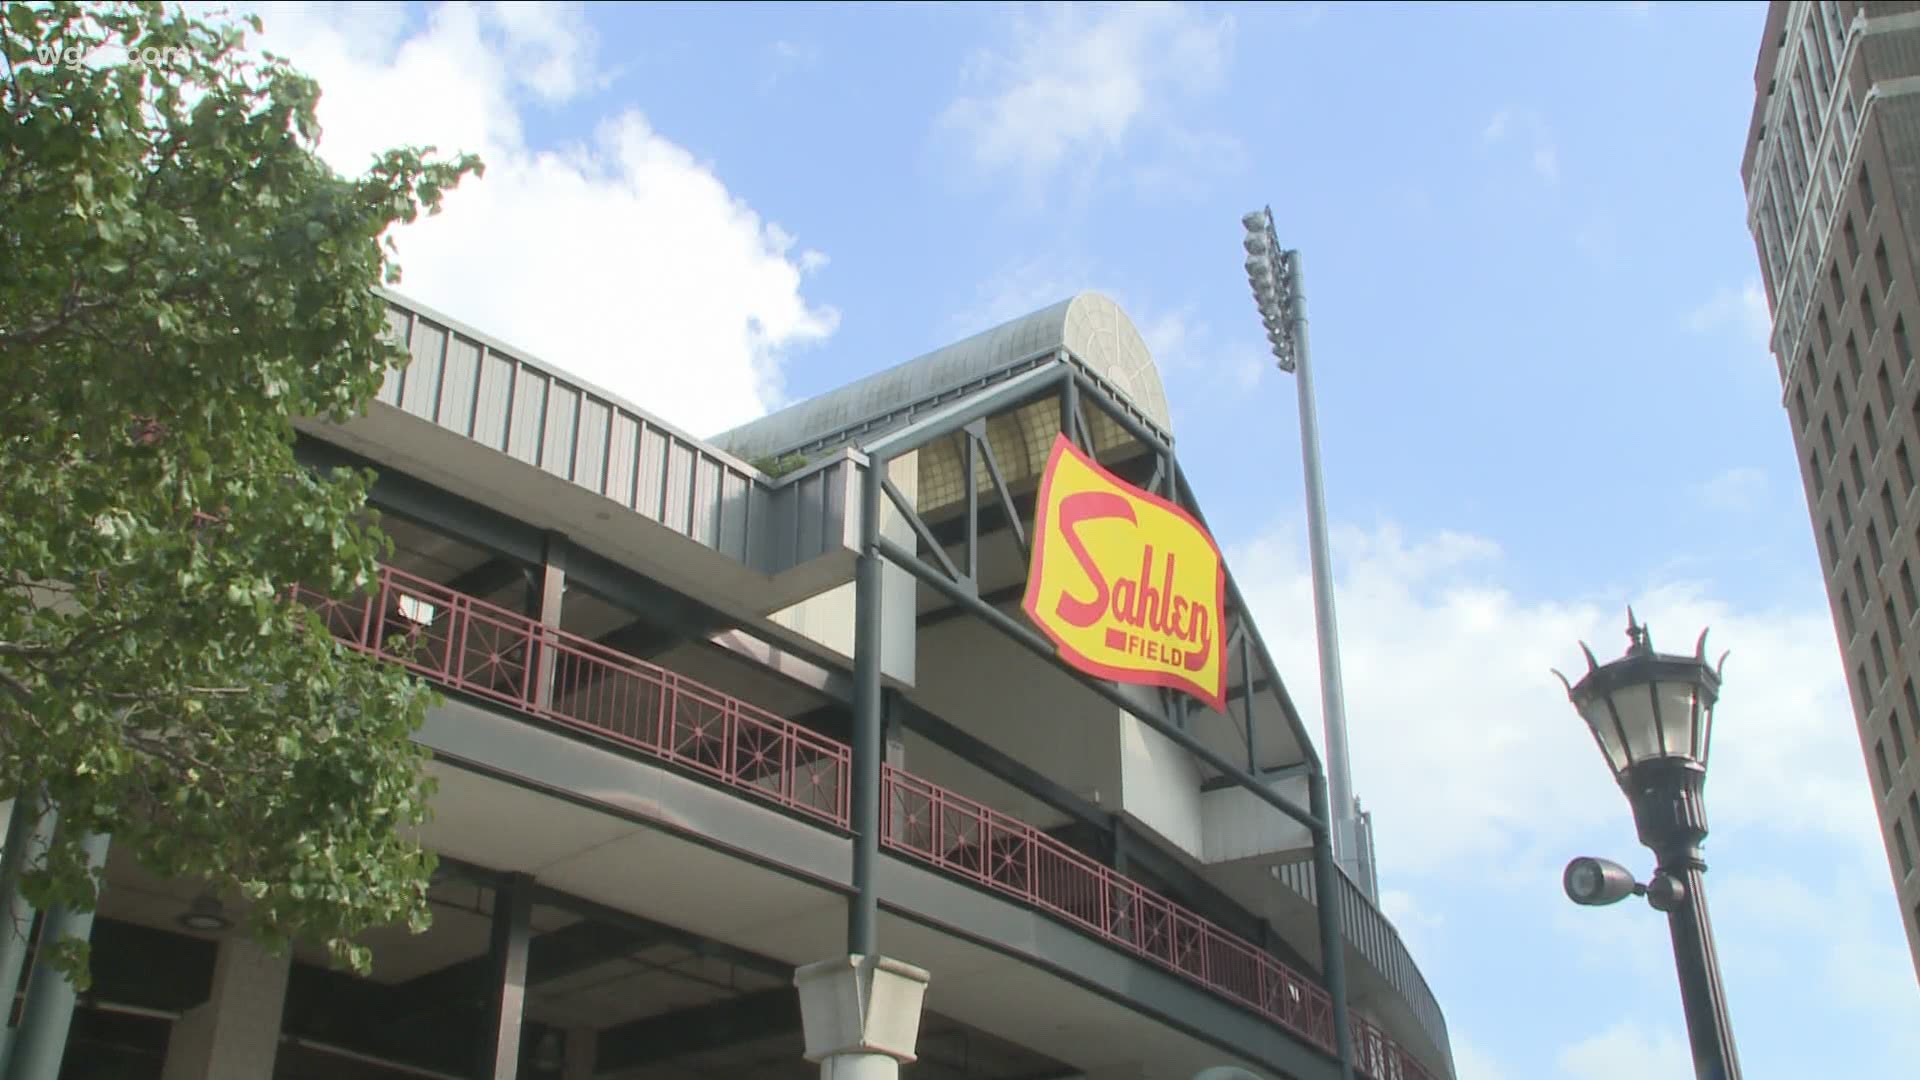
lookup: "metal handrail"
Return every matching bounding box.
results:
[881,767,1435,1080]
[297,565,1435,1080]
[292,566,850,827]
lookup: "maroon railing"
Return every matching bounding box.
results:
[297,565,1433,1080]
[292,566,849,826]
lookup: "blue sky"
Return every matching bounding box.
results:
[251,2,1917,1076]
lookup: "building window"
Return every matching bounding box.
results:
[1881,365,1897,418]
[1845,215,1861,266]
[1852,446,1867,493]
[1856,556,1870,600]
[1905,678,1919,731]
[1890,599,1905,650]
[1867,404,1882,457]
[1878,739,1894,792]
[1841,482,1854,531]
[1899,317,1914,372]
[1844,588,1859,637]
[1807,343,1821,382]
[1876,238,1893,296]
[1900,442,1916,494]
[1862,286,1879,338]
[1831,259,1846,307]
[1863,663,1878,714]
[1794,385,1810,430]
[1812,449,1827,495]
[1861,164,1876,212]
[1845,334,1861,384]
[1911,792,1920,848]
[1822,306,1836,354]
[1835,371,1851,414]
[1884,483,1900,534]
[1827,520,1842,571]
[1899,821,1915,877]
[1824,415,1838,458]
[1873,632,1888,685]
[1870,520,1885,568]
[1896,706,1912,763]
[1905,565,1919,617]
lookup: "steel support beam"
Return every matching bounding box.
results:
[860,363,1069,461]
[849,455,886,957]
[1309,774,1355,1080]
[478,873,533,1080]
[444,557,535,608]
[295,437,546,567]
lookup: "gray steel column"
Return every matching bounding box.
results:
[6,830,110,1080]
[1286,250,1367,896]
[849,454,886,957]
[1308,774,1354,1080]
[0,798,53,1073]
[479,872,533,1080]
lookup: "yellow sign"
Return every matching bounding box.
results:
[1022,435,1227,711]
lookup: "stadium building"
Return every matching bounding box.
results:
[4,291,1453,1080]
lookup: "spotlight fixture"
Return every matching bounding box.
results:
[176,894,232,933]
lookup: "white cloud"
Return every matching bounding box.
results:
[1229,520,1875,879]
[242,1,837,436]
[1556,1020,1690,1080]
[938,3,1238,197]
[1685,281,1773,346]
[1450,1036,1514,1080]
[1700,465,1769,513]
[1481,106,1559,185]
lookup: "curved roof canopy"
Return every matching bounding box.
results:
[716,292,1171,518]
[718,293,1170,457]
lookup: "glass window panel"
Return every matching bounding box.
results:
[1607,684,1662,767]
[1581,698,1630,774]
[1653,680,1701,759]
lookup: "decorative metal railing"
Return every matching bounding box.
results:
[297,566,1435,1080]
[292,566,849,826]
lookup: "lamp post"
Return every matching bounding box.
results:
[1555,612,1743,1080]
[1241,207,1375,899]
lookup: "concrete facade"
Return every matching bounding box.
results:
[1743,0,1920,980]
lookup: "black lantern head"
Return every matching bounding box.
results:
[1554,610,1727,782]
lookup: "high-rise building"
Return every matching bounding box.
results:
[1743,1,1920,980]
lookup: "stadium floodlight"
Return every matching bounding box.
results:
[1236,207,1370,899]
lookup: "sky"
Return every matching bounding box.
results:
[235,1,1918,1076]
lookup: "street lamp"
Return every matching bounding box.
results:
[1555,612,1743,1080]
[1240,207,1375,899]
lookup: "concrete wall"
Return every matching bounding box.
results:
[1198,775,1313,864]
[910,612,1122,822]
[1115,705,1206,861]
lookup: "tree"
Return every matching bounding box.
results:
[0,1,481,983]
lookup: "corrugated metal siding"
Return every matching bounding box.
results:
[374,297,852,574]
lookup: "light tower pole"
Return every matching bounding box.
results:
[1241,207,1375,898]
